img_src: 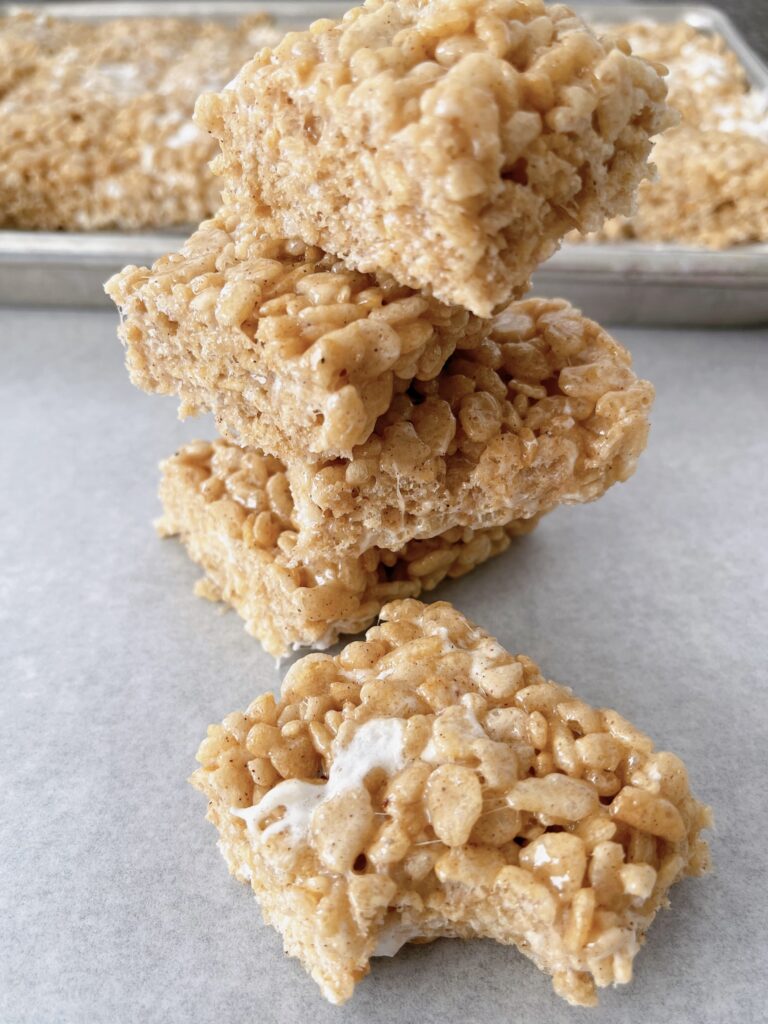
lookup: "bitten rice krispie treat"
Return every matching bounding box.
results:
[158,440,536,655]
[282,298,654,561]
[580,21,768,247]
[0,11,282,230]
[106,206,489,460]
[196,0,671,315]
[192,600,710,1006]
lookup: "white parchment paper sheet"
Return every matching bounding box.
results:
[1,307,766,1023]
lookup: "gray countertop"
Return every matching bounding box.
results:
[2,307,767,1024]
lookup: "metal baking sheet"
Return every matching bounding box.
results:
[1,1,767,324]
[533,2,768,325]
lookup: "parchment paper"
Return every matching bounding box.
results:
[2,307,766,1024]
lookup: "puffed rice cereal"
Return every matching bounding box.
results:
[106,205,489,460]
[282,296,654,561]
[196,0,671,314]
[158,439,536,655]
[191,599,710,1006]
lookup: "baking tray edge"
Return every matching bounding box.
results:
[0,1,767,324]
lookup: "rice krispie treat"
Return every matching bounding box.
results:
[106,207,489,460]
[0,11,282,230]
[282,298,653,561]
[112,284,652,562]
[192,599,710,1006]
[196,0,670,315]
[580,21,768,247]
[159,440,535,655]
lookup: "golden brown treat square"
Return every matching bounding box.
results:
[106,206,488,461]
[114,289,654,563]
[197,0,670,314]
[192,599,710,1006]
[159,439,535,656]
[283,297,654,561]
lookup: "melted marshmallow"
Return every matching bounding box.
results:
[236,778,327,843]
[234,717,407,846]
[327,717,408,796]
[372,915,422,957]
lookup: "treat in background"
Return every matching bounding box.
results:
[0,12,282,230]
[581,19,768,247]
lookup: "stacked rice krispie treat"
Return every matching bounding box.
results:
[108,0,712,1004]
[108,0,670,657]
